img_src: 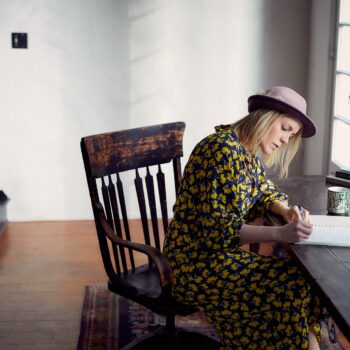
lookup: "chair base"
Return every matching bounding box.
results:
[121,326,221,350]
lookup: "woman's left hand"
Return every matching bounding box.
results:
[283,205,311,224]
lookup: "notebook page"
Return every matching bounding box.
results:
[296,215,350,246]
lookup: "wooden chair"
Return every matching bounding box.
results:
[81,122,220,350]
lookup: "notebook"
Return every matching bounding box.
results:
[296,215,350,247]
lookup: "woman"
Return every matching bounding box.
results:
[163,86,328,350]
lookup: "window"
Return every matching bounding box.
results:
[330,0,350,169]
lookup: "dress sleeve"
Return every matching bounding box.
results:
[255,157,289,211]
[197,138,245,251]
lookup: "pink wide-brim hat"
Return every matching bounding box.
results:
[247,86,316,137]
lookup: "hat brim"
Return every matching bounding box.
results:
[248,95,316,137]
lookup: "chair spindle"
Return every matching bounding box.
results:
[101,177,114,228]
[101,177,121,275]
[156,165,169,234]
[107,175,128,274]
[116,173,136,271]
[173,158,182,197]
[145,167,161,250]
[134,169,152,265]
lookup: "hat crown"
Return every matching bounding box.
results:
[264,86,307,114]
[247,85,316,137]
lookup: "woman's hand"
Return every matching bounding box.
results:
[275,220,313,243]
[271,202,311,224]
[283,205,311,224]
[276,205,313,243]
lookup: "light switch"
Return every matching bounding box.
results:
[12,33,28,49]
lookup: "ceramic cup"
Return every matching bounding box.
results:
[327,186,350,216]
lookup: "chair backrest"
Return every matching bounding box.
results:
[81,122,185,280]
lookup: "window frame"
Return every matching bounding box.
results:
[329,0,350,173]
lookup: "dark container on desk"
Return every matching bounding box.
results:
[0,191,9,234]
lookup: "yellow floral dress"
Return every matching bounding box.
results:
[163,128,328,350]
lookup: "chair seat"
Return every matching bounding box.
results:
[108,264,198,317]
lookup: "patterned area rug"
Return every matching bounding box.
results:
[77,284,345,350]
[77,284,218,350]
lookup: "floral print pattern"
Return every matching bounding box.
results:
[163,129,327,349]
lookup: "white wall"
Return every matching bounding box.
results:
[0,0,129,220]
[0,0,314,221]
[127,0,311,155]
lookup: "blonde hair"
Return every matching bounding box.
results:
[216,109,302,178]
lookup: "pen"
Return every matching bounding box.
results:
[298,205,305,221]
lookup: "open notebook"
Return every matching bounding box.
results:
[296,215,350,247]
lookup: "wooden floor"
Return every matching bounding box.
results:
[0,221,106,350]
[0,221,349,349]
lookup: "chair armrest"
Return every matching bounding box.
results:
[94,202,173,289]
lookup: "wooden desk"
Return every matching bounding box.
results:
[286,244,350,340]
[271,175,350,341]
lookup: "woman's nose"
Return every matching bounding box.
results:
[281,133,289,144]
